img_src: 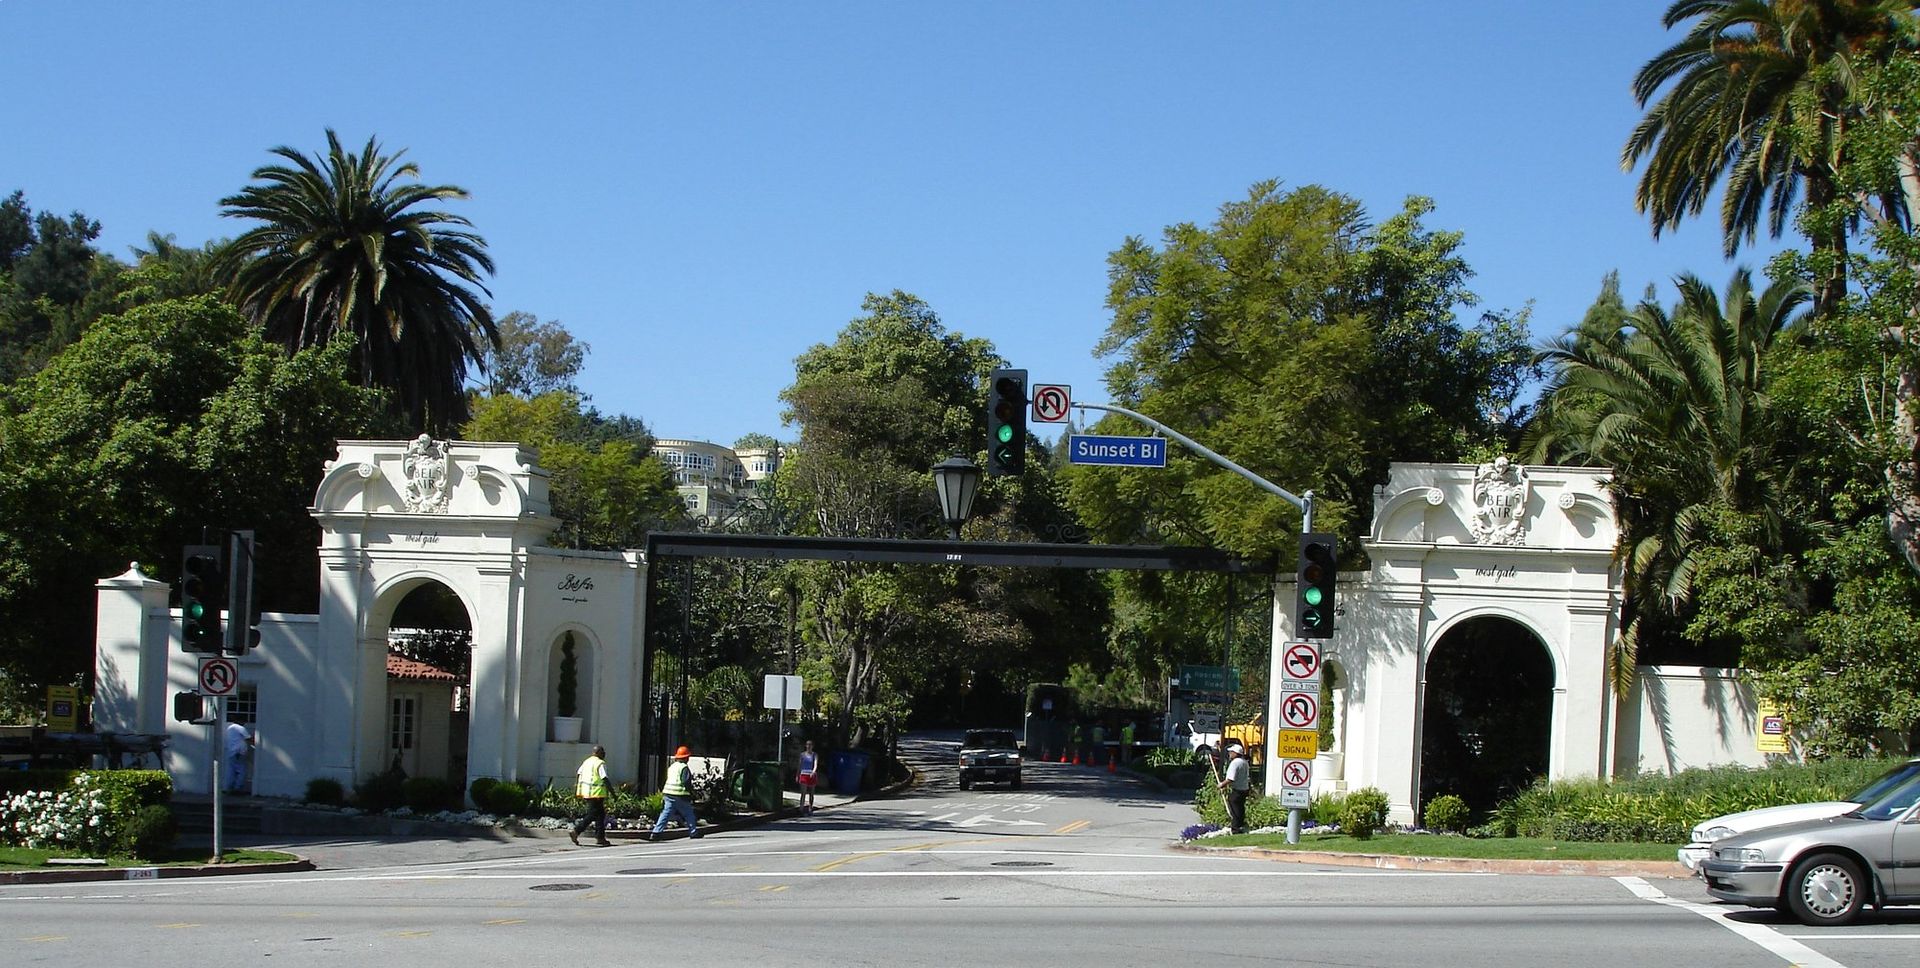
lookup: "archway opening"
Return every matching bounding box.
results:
[1420,616,1553,820]
[386,581,474,795]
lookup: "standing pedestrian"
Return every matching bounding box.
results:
[1120,720,1137,763]
[223,721,254,794]
[1218,743,1251,834]
[650,745,702,840]
[1089,722,1107,765]
[570,744,611,847]
[796,740,819,814]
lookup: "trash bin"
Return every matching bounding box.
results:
[728,760,782,811]
[829,750,868,795]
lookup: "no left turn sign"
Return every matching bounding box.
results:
[199,657,237,696]
[1031,384,1071,423]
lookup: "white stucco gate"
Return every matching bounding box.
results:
[1269,461,1767,825]
[95,438,652,798]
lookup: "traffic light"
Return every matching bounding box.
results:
[987,368,1028,477]
[180,545,224,654]
[173,691,211,724]
[1295,533,1337,639]
[225,530,260,656]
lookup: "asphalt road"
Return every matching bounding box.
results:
[2,734,1916,967]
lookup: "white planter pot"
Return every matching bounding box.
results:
[1315,751,1344,781]
[551,716,583,743]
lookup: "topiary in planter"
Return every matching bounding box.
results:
[1340,786,1391,839]
[1424,794,1470,833]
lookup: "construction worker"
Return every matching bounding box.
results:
[570,744,611,847]
[1218,743,1251,834]
[649,745,702,840]
[1069,722,1084,763]
[1120,720,1136,763]
[1090,722,1107,765]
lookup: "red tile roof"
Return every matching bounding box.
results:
[386,652,462,682]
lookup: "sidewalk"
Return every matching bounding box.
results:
[1,781,884,885]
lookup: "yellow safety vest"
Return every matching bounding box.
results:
[576,755,608,799]
[662,760,693,797]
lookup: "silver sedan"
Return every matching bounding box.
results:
[1701,771,1920,925]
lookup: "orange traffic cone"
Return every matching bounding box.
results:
[1058,750,1067,763]
[1071,749,1080,765]
[1107,751,1117,773]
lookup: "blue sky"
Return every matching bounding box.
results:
[3,1,1788,447]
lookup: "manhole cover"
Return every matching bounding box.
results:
[990,861,1053,868]
[615,868,685,875]
[529,883,594,891]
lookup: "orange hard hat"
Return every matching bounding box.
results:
[674,745,691,759]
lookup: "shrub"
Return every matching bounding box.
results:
[118,804,176,859]
[304,778,346,806]
[0,774,115,854]
[468,776,498,809]
[1423,794,1470,833]
[606,784,658,820]
[353,769,407,813]
[402,776,459,813]
[483,781,531,816]
[1340,787,1390,839]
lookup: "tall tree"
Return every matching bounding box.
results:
[0,294,391,708]
[0,190,117,383]
[1527,269,1812,687]
[479,311,588,397]
[1623,0,1916,311]
[217,130,499,433]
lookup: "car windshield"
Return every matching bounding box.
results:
[963,731,1016,749]
[1847,760,1920,803]
[1855,771,1920,821]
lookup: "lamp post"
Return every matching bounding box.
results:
[931,456,982,540]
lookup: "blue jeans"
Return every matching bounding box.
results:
[651,794,700,837]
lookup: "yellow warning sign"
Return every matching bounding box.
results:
[1276,729,1318,760]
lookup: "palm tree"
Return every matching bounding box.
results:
[216,130,498,433]
[1526,269,1812,689]
[1623,0,1914,311]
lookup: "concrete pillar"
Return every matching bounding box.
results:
[92,563,170,735]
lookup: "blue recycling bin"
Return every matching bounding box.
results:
[829,750,869,795]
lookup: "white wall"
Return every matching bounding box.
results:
[1616,666,1766,775]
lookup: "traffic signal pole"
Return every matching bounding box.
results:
[1073,401,1316,842]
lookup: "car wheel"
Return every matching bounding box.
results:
[1785,852,1867,926]
[1011,774,1022,790]
[958,777,971,791]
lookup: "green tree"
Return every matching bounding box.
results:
[776,292,1106,740]
[462,391,683,549]
[480,311,587,397]
[1528,270,1812,686]
[0,190,120,383]
[217,130,500,434]
[1623,0,1916,310]
[0,294,391,703]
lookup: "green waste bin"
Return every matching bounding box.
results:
[729,760,782,811]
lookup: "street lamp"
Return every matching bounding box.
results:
[931,456,981,540]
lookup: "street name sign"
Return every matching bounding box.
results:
[1067,435,1167,467]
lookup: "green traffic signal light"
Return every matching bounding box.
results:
[1303,587,1322,606]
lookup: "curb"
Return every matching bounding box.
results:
[1173,842,1691,878]
[0,858,315,886]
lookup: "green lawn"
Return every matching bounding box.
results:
[1193,831,1680,862]
[0,846,297,870]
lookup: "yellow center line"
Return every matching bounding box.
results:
[1053,819,1091,835]
[811,836,1014,872]
[391,930,432,938]
[758,884,790,892]
[483,919,526,926]
[23,935,66,943]
[157,923,200,929]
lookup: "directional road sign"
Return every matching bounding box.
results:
[1030,384,1071,423]
[1067,434,1167,467]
